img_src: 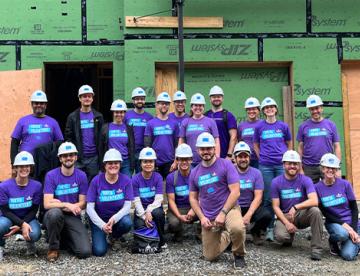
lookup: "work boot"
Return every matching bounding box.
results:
[233,255,246,269]
[47,250,59,262]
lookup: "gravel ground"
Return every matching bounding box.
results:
[1,225,359,276]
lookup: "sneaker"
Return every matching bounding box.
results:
[160,243,168,250]
[172,233,183,243]
[0,246,4,261]
[15,234,25,241]
[26,242,37,256]
[311,252,322,261]
[47,250,59,262]
[329,241,341,256]
[265,228,274,242]
[252,233,264,246]
[233,255,246,269]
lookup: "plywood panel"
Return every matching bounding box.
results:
[0,69,42,181]
[155,66,177,113]
[349,130,360,199]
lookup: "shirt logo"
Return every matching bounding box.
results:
[28,124,51,134]
[261,129,283,139]
[239,179,253,189]
[129,118,147,127]
[242,128,254,136]
[175,185,189,197]
[153,125,173,136]
[109,129,128,138]
[198,173,219,187]
[9,197,33,209]
[139,187,156,198]
[280,188,302,199]
[80,119,94,129]
[321,194,346,207]
[307,128,328,137]
[187,124,205,132]
[99,189,124,202]
[55,183,79,196]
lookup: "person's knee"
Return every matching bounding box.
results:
[203,249,219,261]
[309,207,322,218]
[75,245,92,259]
[168,219,181,233]
[341,249,357,261]
[120,215,133,233]
[0,218,12,235]
[45,208,64,222]
[151,208,165,219]
[29,229,41,242]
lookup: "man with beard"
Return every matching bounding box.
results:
[125,87,153,174]
[43,142,91,262]
[168,91,189,127]
[189,132,246,270]
[271,150,323,261]
[144,92,178,178]
[65,85,104,181]
[233,141,271,245]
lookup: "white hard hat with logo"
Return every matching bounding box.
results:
[13,151,35,166]
[173,91,187,101]
[139,147,157,160]
[244,97,260,109]
[111,99,127,111]
[320,153,340,168]
[233,141,251,156]
[175,143,193,158]
[190,93,206,105]
[261,97,278,110]
[103,148,123,162]
[58,142,78,156]
[132,87,146,98]
[156,92,171,102]
[306,95,324,108]
[209,85,224,96]
[282,150,301,163]
[78,85,94,96]
[196,132,215,147]
[30,90,48,103]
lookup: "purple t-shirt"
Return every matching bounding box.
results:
[206,110,237,158]
[179,116,219,164]
[168,112,189,128]
[0,179,42,219]
[108,123,129,160]
[297,119,340,166]
[11,114,63,155]
[190,158,239,220]
[44,168,88,204]
[80,111,96,157]
[315,178,355,225]
[87,173,133,221]
[132,172,163,209]
[125,110,153,153]
[253,120,291,166]
[144,117,179,165]
[237,120,263,161]
[271,174,315,213]
[236,167,264,208]
[166,171,190,208]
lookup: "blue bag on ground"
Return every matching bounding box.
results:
[131,225,162,254]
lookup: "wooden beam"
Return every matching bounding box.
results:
[282,86,295,146]
[126,16,223,28]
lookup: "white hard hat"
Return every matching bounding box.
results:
[13,151,35,166]
[103,148,123,162]
[173,91,187,101]
[261,97,278,110]
[244,97,261,109]
[131,87,146,98]
[78,85,94,96]
[57,142,78,156]
[139,147,157,160]
[175,144,193,158]
[156,92,171,102]
[306,95,323,108]
[190,93,206,105]
[209,85,224,96]
[233,141,251,156]
[196,132,215,147]
[282,150,301,163]
[320,153,340,169]
[111,99,127,111]
[30,90,48,103]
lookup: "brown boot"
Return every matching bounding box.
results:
[47,250,59,262]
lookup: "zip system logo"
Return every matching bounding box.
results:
[191,43,252,56]
[0,52,9,63]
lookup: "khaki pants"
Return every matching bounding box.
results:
[274,207,323,254]
[202,206,246,261]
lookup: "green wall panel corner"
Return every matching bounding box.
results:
[0,46,16,70]
[342,38,360,60]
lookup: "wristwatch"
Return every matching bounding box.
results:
[293,205,298,211]
[221,208,228,215]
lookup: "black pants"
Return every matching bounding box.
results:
[241,205,272,235]
[156,162,173,179]
[43,208,91,258]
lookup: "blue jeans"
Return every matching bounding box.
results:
[0,216,41,246]
[90,214,132,257]
[121,158,132,178]
[326,223,360,261]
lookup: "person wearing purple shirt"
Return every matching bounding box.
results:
[43,142,91,262]
[206,85,237,160]
[189,132,246,269]
[0,151,42,260]
[237,97,262,168]
[168,91,189,127]
[179,93,220,166]
[233,142,271,245]
[132,147,166,248]
[297,95,341,183]
[315,153,359,261]
[125,87,153,174]
[253,97,292,241]
[65,85,104,181]
[271,150,323,261]
[145,92,179,179]
[87,149,133,256]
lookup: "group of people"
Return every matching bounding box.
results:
[0,83,358,270]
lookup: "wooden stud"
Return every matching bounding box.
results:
[126,16,223,28]
[155,65,178,114]
[282,85,295,147]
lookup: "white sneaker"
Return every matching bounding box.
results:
[160,243,168,250]
[15,234,25,241]
[0,246,4,261]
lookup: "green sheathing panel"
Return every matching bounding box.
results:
[87,0,123,41]
[124,0,172,35]
[264,38,341,102]
[184,0,305,34]
[21,46,124,98]
[312,0,360,33]
[342,38,360,60]
[0,0,81,40]
[0,46,16,70]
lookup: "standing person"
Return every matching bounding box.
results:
[315,153,360,261]
[205,85,237,160]
[144,92,178,178]
[43,142,91,262]
[168,91,189,127]
[0,152,42,261]
[166,144,197,242]
[189,132,246,269]
[272,150,323,261]
[179,93,220,167]
[253,97,292,241]
[99,99,135,178]
[233,142,271,245]
[87,149,133,257]
[125,87,153,174]
[297,95,341,183]
[237,97,262,168]
[132,147,167,248]
[65,84,104,181]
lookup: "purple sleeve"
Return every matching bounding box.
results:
[0,186,8,206]
[179,118,188,138]
[283,123,292,141]
[208,118,219,138]
[125,180,134,201]
[166,173,175,194]
[271,180,280,199]
[345,180,356,201]
[52,120,64,141]
[227,112,237,130]
[43,172,56,195]
[254,170,264,190]
[32,182,43,205]
[304,176,316,195]
[11,119,23,139]
[78,171,88,195]
[225,160,240,184]
[131,176,139,197]
[331,122,340,143]
[189,169,198,192]
[296,123,304,142]
[144,121,152,137]
[155,173,163,195]
[253,124,260,143]
[86,176,98,202]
